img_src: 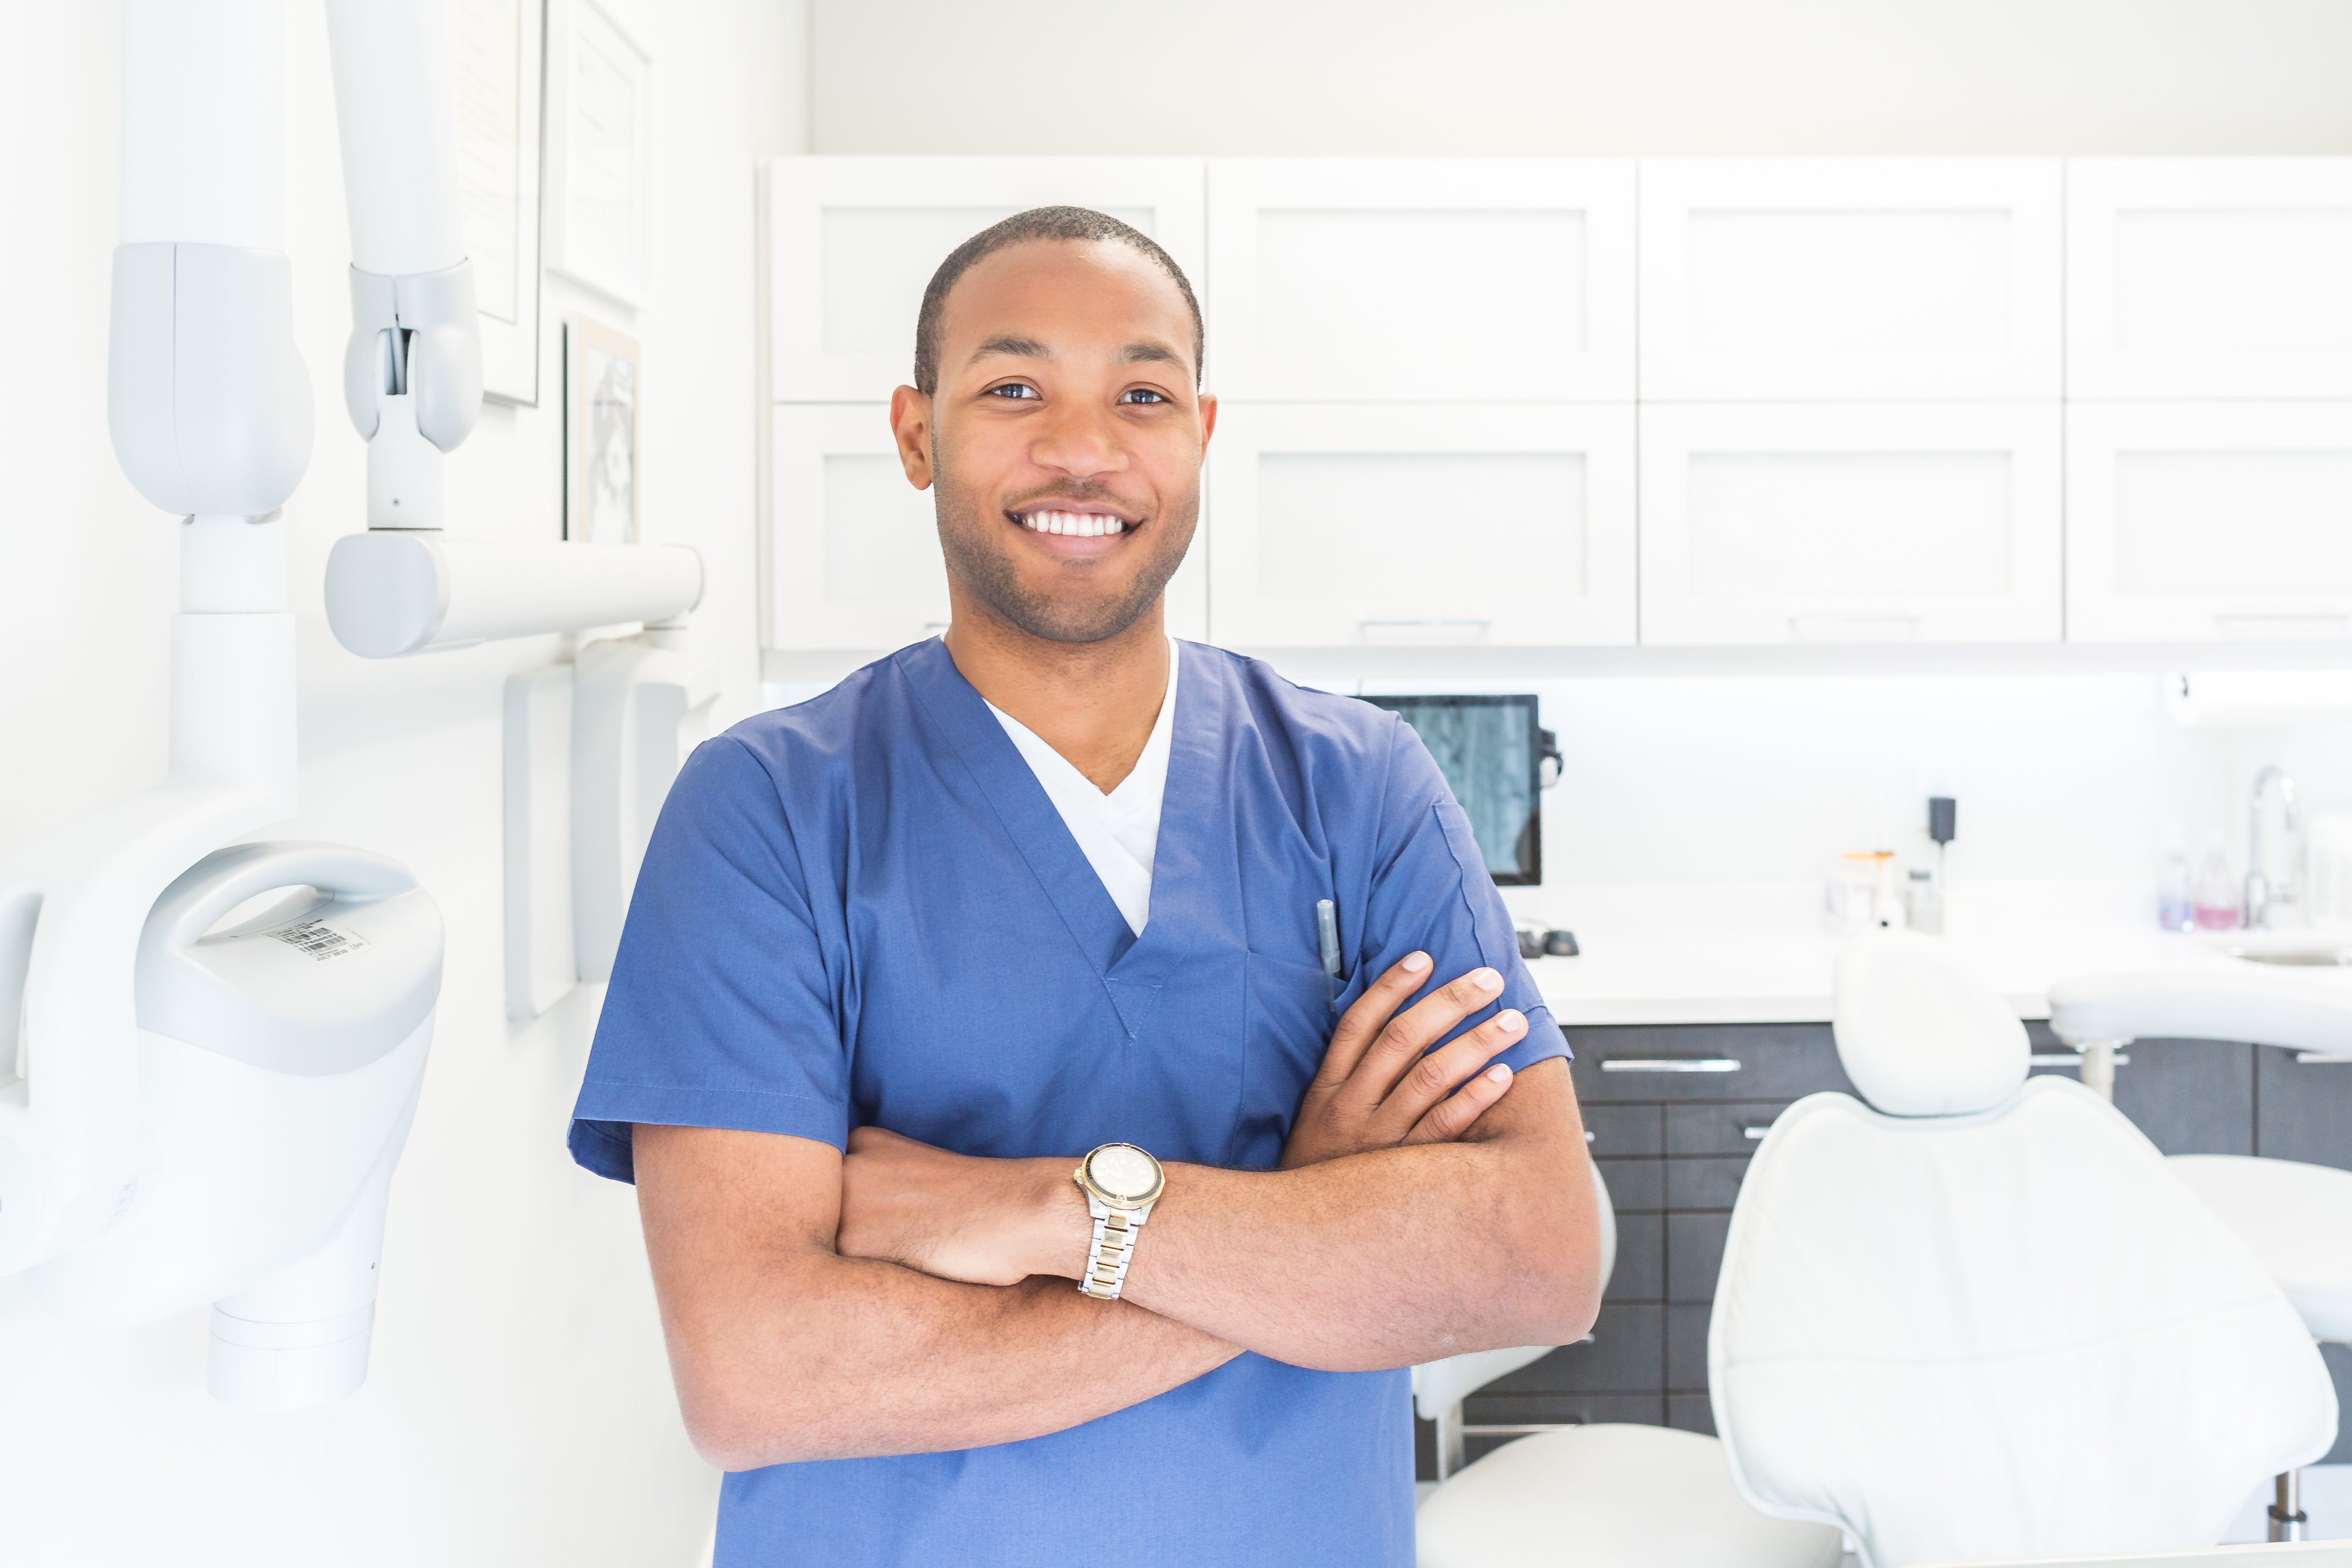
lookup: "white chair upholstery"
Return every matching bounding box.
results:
[2171,1155,2352,1345]
[1415,1424,1843,1568]
[1709,932,2338,1568]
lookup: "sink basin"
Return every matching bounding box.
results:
[2223,945,2352,967]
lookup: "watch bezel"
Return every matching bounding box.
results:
[1076,1142,1165,1209]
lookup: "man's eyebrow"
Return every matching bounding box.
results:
[969,335,1052,364]
[1119,340,1186,369]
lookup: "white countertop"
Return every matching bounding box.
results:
[1511,882,2352,1027]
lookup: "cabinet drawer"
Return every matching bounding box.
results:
[1639,402,2064,647]
[1207,157,1635,402]
[1606,1213,1664,1303]
[2257,1044,2352,1170]
[1666,1302,1712,1389]
[1583,1103,1664,1155]
[1666,1101,1801,1156]
[1573,1026,1848,1103]
[2064,402,2352,645]
[1639,158,2062,401]
[1483,1304,1662,1395]
[765,156,1207,402]
[1668,1213,1734,1303]
[1595,1156,1664,1213]
[1666,1155,1752,1211]
[2067,158,2352,401]
[1667,1395,1717,1437]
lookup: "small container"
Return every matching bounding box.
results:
[2193,837,2242,931]
[2156,839,2195,934]
[1906,867,1943,935]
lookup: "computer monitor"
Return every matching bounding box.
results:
[1362,693,1545,886]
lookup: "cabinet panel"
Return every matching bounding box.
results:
[2065,402,2352,644]
[1487,1305,1664,1395]
[768,405,1207,651]
[1639,159,2062,400]
[1640,403,2063,645]
[1204,402,1635,648]
[1595,1156,1665,1213]
[1573,1026,1848,1105]
[2067,160,2352,400]
[1666,1213,1733,1303]
[1206,159,1634,402]
[766,157,1207,402]
[1605,1213,1664,1303]
[2256,1046,2352,1170]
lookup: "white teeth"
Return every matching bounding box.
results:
[1020,509,1125,536]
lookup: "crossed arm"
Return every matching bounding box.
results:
[634,957,1600,1470]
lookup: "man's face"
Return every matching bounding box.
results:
[889,239,1216,645]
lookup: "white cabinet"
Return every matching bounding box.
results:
[2067,160,2352,400]
[2066,402,2352,643]
[768,406,1206,652]
[1639,160,2063,401]
[1639,404,2063,645]
[1203,404,1635,648]
[1204,160,1635,402]
[765,157,1207,402]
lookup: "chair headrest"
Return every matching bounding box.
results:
[1832,930,2030,1116]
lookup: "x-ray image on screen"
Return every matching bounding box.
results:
[1362,694,1542,885]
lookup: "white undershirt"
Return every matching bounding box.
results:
[985,642,1179,937]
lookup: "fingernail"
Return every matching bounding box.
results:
[1403,951,1431,974]
[1474,968,1502,992]
[1498,1009,1524,1032]
[1487,1064,1512,1083]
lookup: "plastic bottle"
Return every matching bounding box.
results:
[2192,835,2242,931]
[2156,837,2195,934]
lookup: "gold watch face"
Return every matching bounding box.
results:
[1084,1143,1163,1205]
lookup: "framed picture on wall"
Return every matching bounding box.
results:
[449,0,546,404]
[544,0,651,308]
[564,315,639,543]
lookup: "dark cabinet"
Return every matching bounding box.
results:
[1420,1019,2336,1478]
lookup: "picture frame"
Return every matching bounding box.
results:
[564,315,640,544]
[543,0,651,309]
[448,0,546,405]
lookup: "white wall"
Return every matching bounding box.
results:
[0,2,805,1562]
[811,0,2352,156]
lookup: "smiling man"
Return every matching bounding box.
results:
[567,208,1600,1567]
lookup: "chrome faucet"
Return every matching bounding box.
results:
[2246,764,2301,930]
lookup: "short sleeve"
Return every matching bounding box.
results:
[1356,718,1571,1077]
[567,734,850,1183]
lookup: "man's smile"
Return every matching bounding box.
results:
[1009,503,1140,556]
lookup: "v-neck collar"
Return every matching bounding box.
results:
[900,638,1221,1002]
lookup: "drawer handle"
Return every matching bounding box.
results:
[1463,1422,1584,1437]
[1584,1129,1595,1143]
[1600,1057,1740,1074]
[2296,1052,2352,1065]
[1740,1122,1771,1140]
[2030,1052,2130,1067]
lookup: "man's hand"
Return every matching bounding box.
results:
[837,1126,1083,1286]
[1280,952,1529,1169]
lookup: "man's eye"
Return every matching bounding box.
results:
[1119,389,1169,405]
[986,384,1041,401]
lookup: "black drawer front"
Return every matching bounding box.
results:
[1667,1100,1796,1157]
[1596,1156,1665,1213]
[1667,1155,1751,1212]
[1484,1304,1662,1395]
[1668,1213,1732,1303]
[1583,1102,1664,1155]
[1605,1213,1664,1302]
[1572,1025,1850,1103]
[1666,1302,1711,1388]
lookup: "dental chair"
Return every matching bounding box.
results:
[1415,931,2338,1568]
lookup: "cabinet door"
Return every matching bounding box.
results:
[1639,159,2063,401]
[1204,159,1635,402]
[767,406,1207,652]
[1639,403,2063,645]
[765,157,1207,402]
[2067,159,2352,400]
[1204,403,1635,648]
[2067,402,2352,644]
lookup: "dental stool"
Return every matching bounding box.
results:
[1415,931,2337,1568]
[2049,974,2352,1539]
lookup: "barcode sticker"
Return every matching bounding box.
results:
[263,917,369,962]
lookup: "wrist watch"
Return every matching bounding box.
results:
[1072,1142,1165,1300]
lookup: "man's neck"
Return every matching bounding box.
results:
[943,605,1171,795]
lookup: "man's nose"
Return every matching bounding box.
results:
[1028,400,1128,483]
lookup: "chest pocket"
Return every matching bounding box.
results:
[1235,950,1339,1168]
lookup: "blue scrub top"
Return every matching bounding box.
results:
[570,638,1570,1568]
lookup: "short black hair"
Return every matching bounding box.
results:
[911,206,1204,397]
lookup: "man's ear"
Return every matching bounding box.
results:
[1197,390,1217,452]
[888,385,935,490]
